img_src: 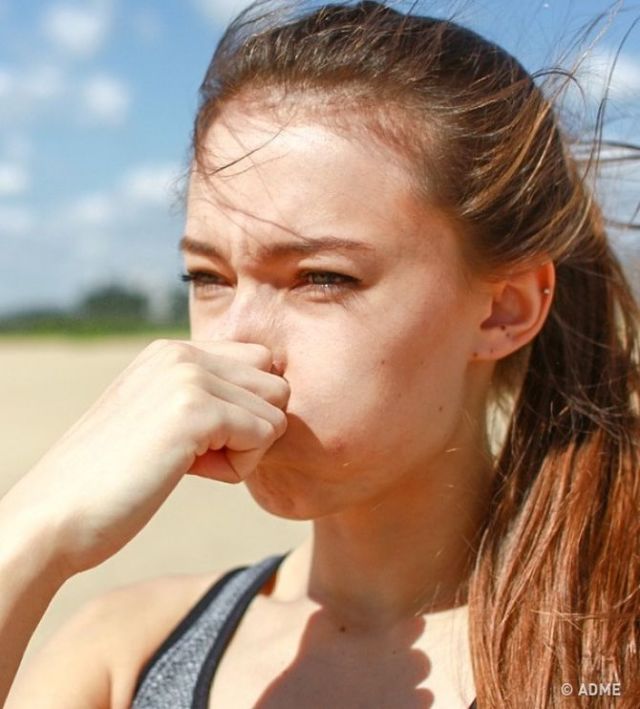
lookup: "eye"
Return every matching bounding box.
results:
[299,271,359,292]
[180,269,360,301]
[180,270,227,295]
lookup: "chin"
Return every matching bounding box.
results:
[242,462,340,521]
[243,465,312,520]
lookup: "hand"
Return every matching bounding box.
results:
[6,339,289,578]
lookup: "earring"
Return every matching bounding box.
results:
[542,288,551,295]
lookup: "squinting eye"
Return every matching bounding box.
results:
[180,271,227,293]
[301,271,359,290]
[180,270,360,300]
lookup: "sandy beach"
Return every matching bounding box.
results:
[0,336,310,664]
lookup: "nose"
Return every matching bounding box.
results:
[210,282,284,352]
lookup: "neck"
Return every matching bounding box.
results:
[278,419,494,632]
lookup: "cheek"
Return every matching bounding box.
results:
[280,341,378,454]
[289,306,469,455]
[282,340,428,457]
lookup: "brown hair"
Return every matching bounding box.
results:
[190,1,640,705]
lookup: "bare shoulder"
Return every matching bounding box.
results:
[6,570,224,709]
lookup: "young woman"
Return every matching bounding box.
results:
[2,1,639,706]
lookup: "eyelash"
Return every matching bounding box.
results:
[180,270,359,297]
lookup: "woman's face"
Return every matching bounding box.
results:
[185,107,492,519]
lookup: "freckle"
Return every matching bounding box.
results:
[438,405,443,412]
[500,325,506,331]
[472,351,478,358]
[339,626,347,633]
[490,348,494,353]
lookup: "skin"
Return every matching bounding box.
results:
[176,104,552,706]
[2,99,555,708]
[185,102,556,633]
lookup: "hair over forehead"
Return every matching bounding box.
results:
[191,1,572,289]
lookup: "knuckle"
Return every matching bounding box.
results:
[273,377,291,402]
[261,378,290,408]
[171,385,204,416]
[246,343,273,368]
[163,342,196,365]
[258,417,278,441]
[172,362,203,386]
[271,407,288,434]
[145,338,171,356]
[151,337,171,350]
[208,415,228,451]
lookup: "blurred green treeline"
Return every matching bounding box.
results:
[0,283,190,338]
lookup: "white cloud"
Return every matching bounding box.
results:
[598,155,640,227]
[81,74,131,125]
[2,133,33,162]
[575,50,640,103]
[0,64,68,125]
[0,66,13,99]
[131,9,163,43]
[119,164,181,206]
[0,162,30,196]
[551,49,640,138]
[608,54,640,99]
[23,65,67,101]
[0,205,35,235]
[42,3,111,58]
[63,162,181,229]
[67,192,114,226]
[74,231,111,269]
[191,0,266,26]
[0,65,132,130]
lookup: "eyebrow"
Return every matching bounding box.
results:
[179,234,376,260]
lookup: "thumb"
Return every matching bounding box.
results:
[187,446,267,483]
[225,447,269,480]
[187,448,242,484]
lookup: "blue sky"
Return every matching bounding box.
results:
[1,0,639,316]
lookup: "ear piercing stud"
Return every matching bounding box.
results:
[542,288,551,295]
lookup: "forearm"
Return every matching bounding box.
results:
[0,484,68,706]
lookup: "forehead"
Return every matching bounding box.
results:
[186,109,450,259]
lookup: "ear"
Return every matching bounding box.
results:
[470,259,555,362]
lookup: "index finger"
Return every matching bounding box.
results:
[128,339,278,381]
[185,340,275,371]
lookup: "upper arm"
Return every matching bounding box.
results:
[6,589,118,709]
[5,572,222,709]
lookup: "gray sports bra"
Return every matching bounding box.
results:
[131,552,478,708]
